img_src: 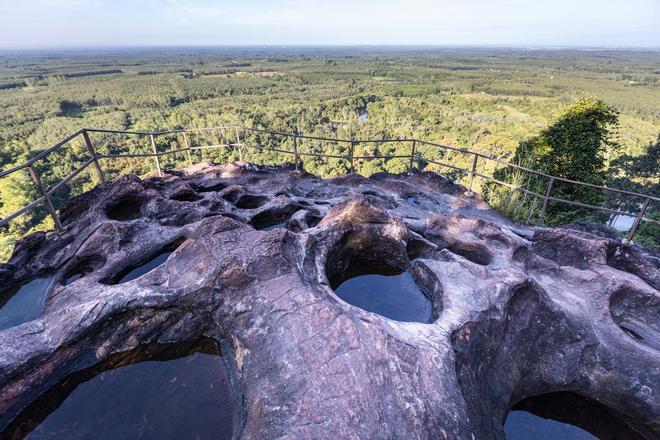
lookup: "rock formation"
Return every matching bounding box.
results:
[0,162,658,439]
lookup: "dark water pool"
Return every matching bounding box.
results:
[406,196,421,207]
[334,269,432,323]
[0,278,54,331]
[505,410,597,439]
[4,339,235,440]
[259,222,286,231]
[117,252,172,284]
[504,392,646,440]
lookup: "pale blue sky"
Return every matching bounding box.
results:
[0,0,658,49]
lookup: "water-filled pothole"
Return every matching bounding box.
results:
[170,192,202,202]
[333,264,432,323]
[504,392,646,439]
[235,195,268,210]
[115,252,171,284]
[106,197,143,221]
[195,182,227,193]
[251,213,288,231]
[0,278,54,331]
[61,265,95,286]
[406,195,421,207]
[2,338,236,440]
[260,222,286,231]
[107,241,182,285]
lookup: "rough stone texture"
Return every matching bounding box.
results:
[0,162,658,439]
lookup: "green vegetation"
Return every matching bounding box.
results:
[484,98,620,224]
[0,47,658,260]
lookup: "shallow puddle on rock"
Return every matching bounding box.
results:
[334,269,432,323]
[0,278,54,331]
[259,222,286,231]
[504,392,646,440]
[4,339,235,440]
[117,252,172,284]
[406,196,421,207]
[505,410,597,439]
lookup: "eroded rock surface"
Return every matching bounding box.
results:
[0,162,658,439]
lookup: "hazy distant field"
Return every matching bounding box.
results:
[0,47,658,158]
[0,47,658,260]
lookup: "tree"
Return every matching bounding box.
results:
[484,98,620,225]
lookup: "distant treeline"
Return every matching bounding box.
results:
[60,69,123,79]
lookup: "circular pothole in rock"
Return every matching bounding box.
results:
[250,208,297,231]
[103,240,183,285]
[61,265,95,286]
[609,288,660,351]
[1,338,237,440]
[170,192,203,203]
[326,231,434,323]
[447,243,492,266]
[0,277,55,331]
[333,264,432,323]
[504,392,647,440]
[235,195,269,210]
[405,195,421,207]
[195,182,227,193]
[106,197,144,221]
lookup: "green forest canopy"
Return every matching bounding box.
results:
[0,47,658,260]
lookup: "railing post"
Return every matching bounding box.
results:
[27,165,63,232]
[150,134,162,177]
[349,141,356,174]
[235,127,243,162]
[537,177,555,226]
[182,132,193,166]
[624,197,650,245]
[494,154,502,173]
[82,130,106,186]
[293,133,300,171]
[465,154,478,197]
[409,140,416,170]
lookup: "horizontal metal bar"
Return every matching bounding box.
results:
[641,216,660,226]
[45,158,95,196]
[353,154,412,160]
[0,196,47,227]
[189,144,235,150]
[158,147,191,156]
[298,151,349,160]
[473,171,654,219]
[353,139,416,144]
[85,128,157,136]
[476,154,655,200]
[237,126,353,143]
[416,140,473,155]
[425,158,469,173]
[245,144,349,160]
[544,195,640,216]
[0,130,85,177]
[2,125,659,240]
[98,152,156,159]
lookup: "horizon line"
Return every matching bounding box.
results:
[1,43,660,52]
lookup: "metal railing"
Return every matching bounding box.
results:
[0,125,657,244]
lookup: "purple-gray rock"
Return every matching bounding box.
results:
[0,162,658,439]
